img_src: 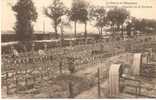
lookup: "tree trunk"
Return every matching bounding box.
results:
[54,25,58,39]
[84,22,87,39]
[111,24,115,39]
[121,24,124,39]
[54,20,58,39]
[112,24,115,33]
[117,24,120,31]
[84,22,87,44]
[98,27,101,35]
[60,24,64,47]
[101,27,103,35]
[74,21,77,37]
[117,24,120,39]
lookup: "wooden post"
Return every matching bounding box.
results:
[97,68,101,98]
[25,69,28,88]
[45,56,48,78]
[147,53,149,64]
[68,81,74,98]
[138,81,141,96]
[68,57,75,74]
[135,86,138,98]
[41,68,43,80]
[40,58,44,80]
[69,41,73,48]
[47,66,50,78]
[44,43,48,51]
[6,72,9,95]
[32,72,36,88]
[32,43,35,54]
[59,61,63,74]
[148,48,152,62]
[59,57,63,74]
[15,71,18,93]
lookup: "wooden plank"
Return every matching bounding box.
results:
[132,53,142,75]
[108,64,121,97]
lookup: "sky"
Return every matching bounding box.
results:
[1,0,156,33]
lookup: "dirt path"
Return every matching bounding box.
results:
[74,53,133,98]
[75,53,132,78]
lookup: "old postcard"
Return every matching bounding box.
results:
[1,0,156,99]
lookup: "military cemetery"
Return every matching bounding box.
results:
[1,0,156,99]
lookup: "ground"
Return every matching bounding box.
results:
[2,39,156,99]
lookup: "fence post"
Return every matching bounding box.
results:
[25,69,28,88]
[135,86,138,98]
[68,57,75,74]
[32,43,35,54]
[68,81,74,98]
[40,58,44,80]
[47,65,50,78]
[97,68,101,98]
[138,81,141,97]
[15,71,18,93]
[59,58,63,74]
[6,72,9,95]
[44,43,48,51]
[32,70,36,88]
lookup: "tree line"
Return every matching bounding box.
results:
[12,0,156,44]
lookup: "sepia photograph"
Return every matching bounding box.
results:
[1,0,156,99]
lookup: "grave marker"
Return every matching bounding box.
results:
[38,49,46,56]
[69,40,74,50]
[142,52,149,64]
[11,46,19,57]
[132,53,142,76]
[44,43,48,51]
[23,45,27,52]
[32,43,35,53]
[147,48,152,62]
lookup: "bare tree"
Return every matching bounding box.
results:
[69,0,88,38]
[131,18,156,35]
[107,7,129,39]
[89,6,107,36]
[44,0,67,39]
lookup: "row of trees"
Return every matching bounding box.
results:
[129,18,156,35]
[44,0,130,39]
[12,0,156,44]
